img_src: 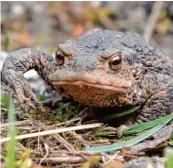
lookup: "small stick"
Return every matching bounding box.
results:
[33,156,86,164]
[48,117,81,128]
[143,1,164,42]
[38,121,76,152]
[1,120,31,128]
[0,123,102,143]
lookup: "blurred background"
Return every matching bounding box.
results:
[1,1,173,57]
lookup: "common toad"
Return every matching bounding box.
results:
[1,29,173,123]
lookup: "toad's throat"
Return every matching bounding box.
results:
[52,81,129,93]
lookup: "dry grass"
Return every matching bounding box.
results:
[1,101,144,168]
[1,100,171,168]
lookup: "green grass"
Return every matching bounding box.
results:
[6,96,17,168]
[85,114,173,153]
[4,36,11,52]
[123,114,173,135]
[165,147,173,168]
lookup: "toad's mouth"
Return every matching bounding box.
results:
[52,81,130,94]
[49,71,133,106]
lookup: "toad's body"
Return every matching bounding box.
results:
[1,29,173,123]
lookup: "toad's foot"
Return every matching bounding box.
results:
[2,72,44,112]
[1,48,54,112]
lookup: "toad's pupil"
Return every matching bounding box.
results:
[55,52,65,65]
[112,58,121,65]
[56,53,64,60]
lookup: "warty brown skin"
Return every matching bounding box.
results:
[1,29,173,123]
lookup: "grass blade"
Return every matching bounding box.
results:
[6,96,17,168]
[99,106,140,122]
[164,147,173,168]
[85,116,173,153]
[123,114,173,135]
[4,36,11,52]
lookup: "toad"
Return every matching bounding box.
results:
[1,29,173,123]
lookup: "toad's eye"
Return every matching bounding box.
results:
[109,54,122,70]
[55,51,64,65]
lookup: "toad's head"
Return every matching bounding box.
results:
[49,29,156,107]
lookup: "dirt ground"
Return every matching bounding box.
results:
[1,1,173,58]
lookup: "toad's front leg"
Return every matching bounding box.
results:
[135,84,173,123]
[118,84,173,138]
[1,48,55,111]
[135,73,173,123]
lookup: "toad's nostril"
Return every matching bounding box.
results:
[59,87,65,93]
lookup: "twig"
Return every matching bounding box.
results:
[32,156,86,164]
[1,120,32,131]
[1,108,8,112]
[40,96,62,104]
[0,123,102,143]
[48,117,81,128]
[38,121,76,152]
[143,1,164,42]
[70,132,90,147]
[39,143,49,165]
[102,152,124,166]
